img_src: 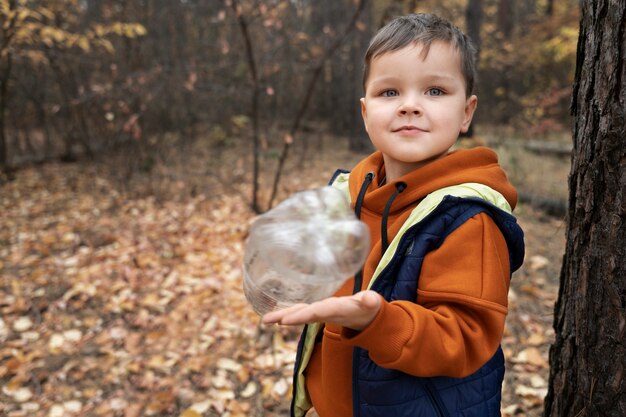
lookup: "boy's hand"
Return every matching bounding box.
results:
[262,290,381,331]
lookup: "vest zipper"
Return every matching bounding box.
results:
[424,381,451,417]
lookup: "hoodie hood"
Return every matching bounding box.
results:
[343,147,518,295]
[349,147,518,215]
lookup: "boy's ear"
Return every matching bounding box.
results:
[360,98,369,132]
[460,95,478,133]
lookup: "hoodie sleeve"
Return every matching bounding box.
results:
[339,212,511,378]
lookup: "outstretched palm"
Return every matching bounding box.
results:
[262,290,381,331]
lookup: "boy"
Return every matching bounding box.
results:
[263,13,524,417]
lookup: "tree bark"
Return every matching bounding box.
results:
[544,1,626,416]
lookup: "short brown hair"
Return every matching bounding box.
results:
[362,13,477,97]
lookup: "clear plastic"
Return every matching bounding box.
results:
[243,186,370,316]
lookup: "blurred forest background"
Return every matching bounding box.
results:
[0,0,577,209]
[1,1,578,417]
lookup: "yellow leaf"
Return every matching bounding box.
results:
[52,28,65,42]
[93,24,106,37]
[230,115,249,129]
[133,24,147,36]
[99,39,115,54]
[0,1,10,15]
[77,36,90,52]
[24,50,47,64]
[39,7,55,20]
[16,9,30,22]
[179,410,201,417]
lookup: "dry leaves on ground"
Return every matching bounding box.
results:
[0,151,565,417]
[1,163,299,417]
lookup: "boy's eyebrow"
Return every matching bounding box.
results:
[418,73,459,83]
[367,75,401,84]
[368,73,460,86]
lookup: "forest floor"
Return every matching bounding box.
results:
[0,130,568,417]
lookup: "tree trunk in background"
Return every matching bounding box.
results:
[348,0,372,152]
[464,0,482,138]
[497,0,515,39]
[465,0,482,54]
[544,0,626,416]
[0,51,10,172]
[0,0,17,173]
[267,0,368,209]
[230,0,261,213]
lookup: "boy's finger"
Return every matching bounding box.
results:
[277,299,333,325]
[262,303,309,324]
[357,290,381,310]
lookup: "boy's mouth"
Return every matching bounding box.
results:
[393,125,426,132]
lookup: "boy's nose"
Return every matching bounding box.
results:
[397,97,422,115]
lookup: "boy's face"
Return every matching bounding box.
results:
[360,41,477,178]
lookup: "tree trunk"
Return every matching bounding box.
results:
[348,0,372,153]
[0,50,11,171]
[267,0,368,210]
[544,0,626,416]
[464,0,482,138]
[229,0,261,214]
[465,0,482,54]
[545,0,554,17]
[0,0,17,173]
[497,0,515,39]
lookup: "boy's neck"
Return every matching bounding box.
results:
[382,149,453,182]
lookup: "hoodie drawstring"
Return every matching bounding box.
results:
[352,172,374,294]
[381,181,406,256]
[351,173,406,294]
[354,172,374,220]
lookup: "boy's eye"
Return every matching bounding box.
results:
[427,88,444,96]
[381,89,399,97]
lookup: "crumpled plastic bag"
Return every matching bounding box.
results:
[243,186,370,315]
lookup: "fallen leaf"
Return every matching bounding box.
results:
[515,384,548,400]
[189,399,212,414]
[179,410,201,417]
[217,357,242,373]
[48,404,65,417]
[530,374,547,388]
[272,378,289,398]
[13,316,33,332]
[525,332,546,346]
[529,255,549,270]
[240,381,257,398]
[3,386,33,402]
[513,347,548,367]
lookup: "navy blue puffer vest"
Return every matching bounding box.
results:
[291,194,525,417]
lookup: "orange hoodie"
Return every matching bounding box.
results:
[304,147,517,417]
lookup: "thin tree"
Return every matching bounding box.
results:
[268,0,367,210]
[543,0,626,416]
[0,0,17,175]
[464,0,482,138]
[228,0,262,213]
